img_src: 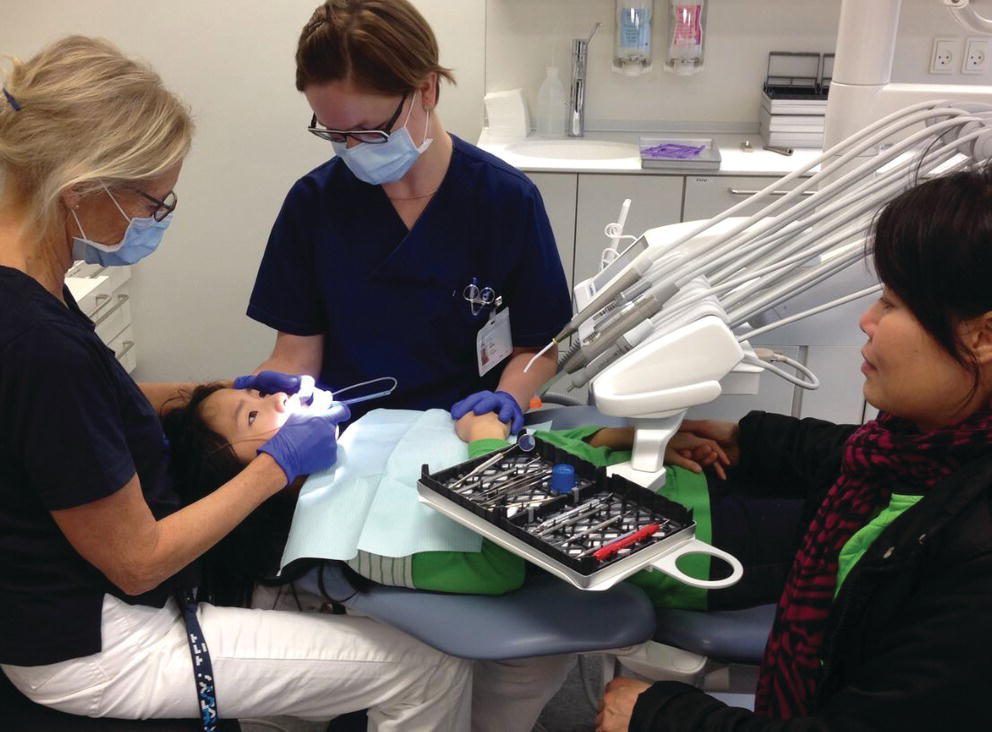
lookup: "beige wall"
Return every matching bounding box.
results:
[3,0,988,380]
[487,0,992,132]
[0,0,487,381]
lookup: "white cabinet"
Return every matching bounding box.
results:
[573,174,683,288]
[682,174,813,222]
[528,172,578,290]
[66,264,137,373]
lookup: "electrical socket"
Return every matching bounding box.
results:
[963,37,989,74]
[930,37,957,74]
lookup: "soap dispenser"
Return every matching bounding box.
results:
[535,66,567,136]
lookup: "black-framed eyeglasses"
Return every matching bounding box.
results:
[132,188,177,222]
[307,92,408,144]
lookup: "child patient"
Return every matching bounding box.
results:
[163,385,802,611]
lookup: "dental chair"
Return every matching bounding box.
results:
[527,406,776,706]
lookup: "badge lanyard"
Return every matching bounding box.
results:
[175,588,218,732]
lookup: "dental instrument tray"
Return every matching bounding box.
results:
[638,136,721,171]
[417,438,742,592]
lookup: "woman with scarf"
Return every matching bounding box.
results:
[597,167,992,731]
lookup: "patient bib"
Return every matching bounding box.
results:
[279,409,483,570]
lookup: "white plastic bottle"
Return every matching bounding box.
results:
[535,66,567,136]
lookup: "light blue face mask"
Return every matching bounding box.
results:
[71,186,172,267]
[331,92,433,185]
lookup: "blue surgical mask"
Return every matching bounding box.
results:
[332,91,433,185]
[71,186,172,267]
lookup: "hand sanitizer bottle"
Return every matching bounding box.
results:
[535,66,567,136]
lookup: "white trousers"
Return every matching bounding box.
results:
[3,594,471,731]
[3,593,574,731]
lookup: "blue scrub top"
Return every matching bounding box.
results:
[248,135,571,420]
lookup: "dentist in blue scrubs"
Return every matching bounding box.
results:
[247,0,571,440]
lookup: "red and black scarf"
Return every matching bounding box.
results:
[755,408,992,718]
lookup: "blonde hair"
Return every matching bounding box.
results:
[0,35,193,239]
[295,0,455,96]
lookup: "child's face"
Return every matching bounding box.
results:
[200,387,297,464]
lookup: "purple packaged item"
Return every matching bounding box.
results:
[640,142,705,160]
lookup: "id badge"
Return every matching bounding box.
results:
[476,307,512,376]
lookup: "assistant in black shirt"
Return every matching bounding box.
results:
[0,266,196,666]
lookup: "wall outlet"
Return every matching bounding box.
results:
[930,37,957,74]
[963,37,989,74]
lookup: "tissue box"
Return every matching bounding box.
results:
[639,136,721,171]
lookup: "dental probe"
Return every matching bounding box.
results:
[532,497,610,536]
[556,515,624,549]
[447,434,538,489]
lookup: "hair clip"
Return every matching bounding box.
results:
[3,87,22,111]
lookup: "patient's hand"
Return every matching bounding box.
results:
[455,411,511,443]
[665,430,731,480]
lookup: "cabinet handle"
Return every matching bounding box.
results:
[88,293,113,318]
[728,187,816,197]
[115,340,135,359]
[93,294,130,327]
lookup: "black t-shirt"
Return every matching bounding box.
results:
[0,267,197,666]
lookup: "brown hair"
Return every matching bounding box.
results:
[0,36,193,239]
[295,0,455,97]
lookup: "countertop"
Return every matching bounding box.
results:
[477,129,822,177]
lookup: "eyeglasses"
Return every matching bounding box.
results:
[307,93,408,144]
[132,188,177,222]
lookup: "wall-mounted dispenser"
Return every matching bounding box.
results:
[664,0,706,75]
[613,0,654,76]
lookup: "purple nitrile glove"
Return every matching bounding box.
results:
[257,404,351,484]
[450,390,524,435]
[233,370,303,396]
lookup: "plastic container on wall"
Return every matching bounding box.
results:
[664,0,706,75]
[613,0,654,76]
[535,66,568,136]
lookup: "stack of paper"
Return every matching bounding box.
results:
[760,91,825,148]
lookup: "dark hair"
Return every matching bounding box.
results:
[870,166,992,392]
[295,0,454,96]
[161,384,297,607]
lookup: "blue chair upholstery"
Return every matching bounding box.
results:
[653,604,777,666]
[307,563,656,660]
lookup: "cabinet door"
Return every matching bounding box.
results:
[574,174,683,290]
[682,175,813,222]
[528,172,577,290]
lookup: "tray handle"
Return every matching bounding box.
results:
[649,538,743,589]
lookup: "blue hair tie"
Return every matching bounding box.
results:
[3,87,21,111]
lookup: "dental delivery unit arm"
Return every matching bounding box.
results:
[535,98,992,487]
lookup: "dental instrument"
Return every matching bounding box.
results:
[556,515,625,549]
[586,523,663,560]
